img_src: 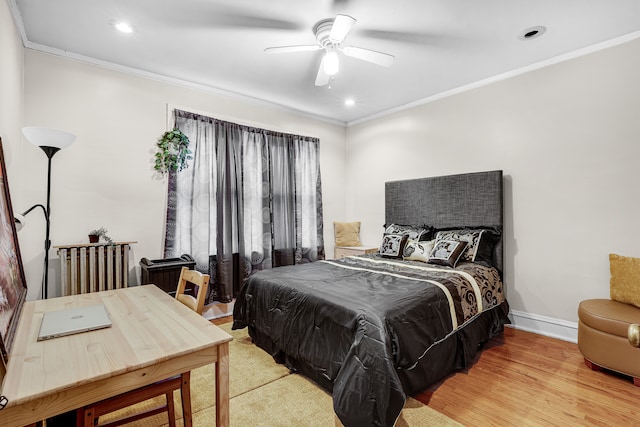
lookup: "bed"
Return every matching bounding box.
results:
[232,170,510,427]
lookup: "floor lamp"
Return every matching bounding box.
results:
[21,126,76,300]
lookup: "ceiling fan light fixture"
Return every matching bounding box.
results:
[323,50,339,75]
[264,13,393,86]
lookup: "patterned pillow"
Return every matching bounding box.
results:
[403,239,435,263]
[434,228,500,267]
[379,234,409,258]
[383,223,433,241]
[428,239,468,268]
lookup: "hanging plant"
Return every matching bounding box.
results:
[154,128,192,174]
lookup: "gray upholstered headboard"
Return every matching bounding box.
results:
[385,170,503,273]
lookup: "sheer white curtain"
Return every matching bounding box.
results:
[165,110,324,303]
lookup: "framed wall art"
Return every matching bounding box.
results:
[0,137,28,365]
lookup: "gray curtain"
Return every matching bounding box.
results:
[164,110,324,303]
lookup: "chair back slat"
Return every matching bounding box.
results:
[175,267,210,315]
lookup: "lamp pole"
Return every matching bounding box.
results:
[40,146,60,300]
[21,127,75,300]
[19,204,49,299]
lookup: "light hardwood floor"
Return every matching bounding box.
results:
[213,317,640,426]
[417,326,640,426]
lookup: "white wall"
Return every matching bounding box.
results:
[0,0,24,206]
[20,50,346,301]
[346,37,640,338]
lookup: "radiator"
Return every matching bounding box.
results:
[56,242,135,295]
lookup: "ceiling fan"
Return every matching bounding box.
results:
[264,14,395,86]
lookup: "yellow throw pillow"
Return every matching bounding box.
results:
[609,253,640,308]
[334,221,362,247]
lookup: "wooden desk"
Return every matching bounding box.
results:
[0,285,232,427]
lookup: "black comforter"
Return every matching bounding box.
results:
[233,254,509,426]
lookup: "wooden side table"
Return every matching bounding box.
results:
[334,246,378,259]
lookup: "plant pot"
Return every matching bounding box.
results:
[89,234,99,243]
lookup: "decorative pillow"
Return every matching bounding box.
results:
[334,221,362,247]
[379,234,409,259]
[428,240,468,268]
[403,239,435,263]
[434,228,500,267]
[610,253,640,308]
[383,223,433,241]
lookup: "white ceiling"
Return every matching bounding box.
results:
[11,0,640,124]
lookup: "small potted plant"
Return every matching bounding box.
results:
[88,227,113,244]
[154,128,192,174]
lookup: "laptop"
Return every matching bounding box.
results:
[37,304,112,341]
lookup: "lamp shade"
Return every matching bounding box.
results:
[22,127,76,150]
[323,50,339,76]
[14,213,26,232]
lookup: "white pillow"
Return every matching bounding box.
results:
[403,239,435,263]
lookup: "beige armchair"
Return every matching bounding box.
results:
[578,299,640,386]
[578,254,640,385]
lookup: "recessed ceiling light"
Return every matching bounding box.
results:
[344,98,355,106]
[519,25,546,40]
[114,22,134,33]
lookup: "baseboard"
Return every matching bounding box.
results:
[508,309,578,343]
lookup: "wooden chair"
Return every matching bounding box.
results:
[175,266,211,315]
[77,268,210,427]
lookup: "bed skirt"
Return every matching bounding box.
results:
[248,299,510,398]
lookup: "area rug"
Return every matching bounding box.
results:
[101,323,462,426]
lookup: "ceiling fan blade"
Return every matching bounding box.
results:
[329,14,357,43]
[342,46,395,67]
[315,58,331,86]
[264,45,321,54]
[359,29,456,45]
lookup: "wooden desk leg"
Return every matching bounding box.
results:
[215,341,230,427]
[181,371,192,427]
